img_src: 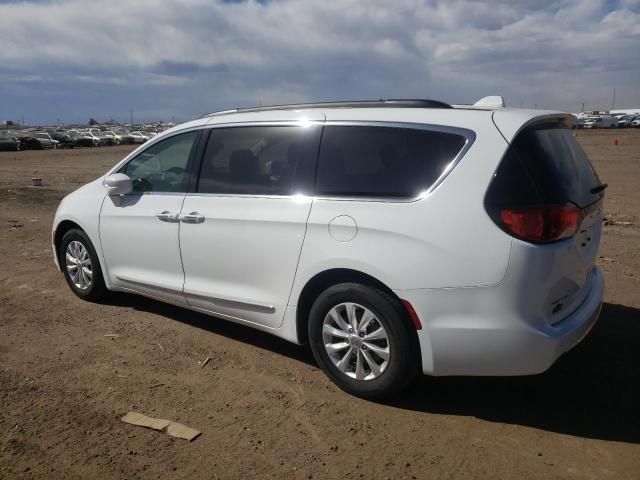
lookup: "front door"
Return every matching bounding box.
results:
[179,123,322,328]
[100,130,200,305]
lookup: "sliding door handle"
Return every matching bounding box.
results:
[180,212,205,224]
[156,211,180,222]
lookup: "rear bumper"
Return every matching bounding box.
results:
[396,266,604,376]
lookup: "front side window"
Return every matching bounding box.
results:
[197,125,321,195]
[121,130,199,193]
[315,125,468,198]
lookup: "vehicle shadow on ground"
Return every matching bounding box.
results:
[390,302,640,444]
[106,295,639,443]
[103,293,315,366]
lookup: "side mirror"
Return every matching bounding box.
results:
[104,173,133,195]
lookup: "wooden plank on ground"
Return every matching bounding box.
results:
[121,411,201,442]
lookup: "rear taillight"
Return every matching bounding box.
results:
[496,203,582,244]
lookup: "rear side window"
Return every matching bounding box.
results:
[197,126,321,195]
[487,123,602,208]
[314,126,467,198]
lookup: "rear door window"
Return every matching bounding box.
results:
[197,125,321,195]
[314,125,468,198]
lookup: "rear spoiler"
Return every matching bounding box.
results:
[492,111,575,143]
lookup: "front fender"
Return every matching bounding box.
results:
[52,179,110,285]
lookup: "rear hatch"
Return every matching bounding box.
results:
[486,115,605,324]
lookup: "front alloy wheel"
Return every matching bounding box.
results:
[60,228,107,301]
[65,240,93,290]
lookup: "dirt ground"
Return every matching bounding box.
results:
[1,129,639,479]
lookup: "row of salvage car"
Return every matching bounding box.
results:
[0,128,159,151]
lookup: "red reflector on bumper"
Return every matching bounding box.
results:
[401,299,422,330]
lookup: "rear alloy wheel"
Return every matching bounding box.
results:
[322,302,390,380]
[308,283,419,399]
[60,229,107,301]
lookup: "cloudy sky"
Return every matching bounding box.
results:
[1,0,639,125]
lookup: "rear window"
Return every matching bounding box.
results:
[487,123,602,208]
[314,126,468,198]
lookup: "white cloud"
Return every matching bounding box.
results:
[0,0,638,123]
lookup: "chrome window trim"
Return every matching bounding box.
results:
[206,120,325,128]
[188,120,476,203]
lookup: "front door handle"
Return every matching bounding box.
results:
[180,212,205,224]
[156,211,180,222]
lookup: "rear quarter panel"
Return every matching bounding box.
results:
[290,110,514,302]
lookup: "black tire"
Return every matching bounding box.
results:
[308,282,419,399]
[59,228,108,302]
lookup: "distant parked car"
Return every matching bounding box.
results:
[76,133,100,147]
[584,116,617,129]
[616,115,635,128]
[129,131,149,143]
[57,136,76,149]
[103,131,123,145]
[632,117,640,128]
[0,130,22,151]
[114,132,137,144]
[49,131,70,143]
[98,132,118,146]
[18,132,58,149]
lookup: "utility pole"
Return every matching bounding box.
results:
[611,88,616,110]
[130,109,134,125]
[581,102,585,113]
[21,114,24,128]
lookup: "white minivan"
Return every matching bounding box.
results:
[52,99,605,398]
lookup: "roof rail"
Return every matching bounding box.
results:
[203,99,452,117]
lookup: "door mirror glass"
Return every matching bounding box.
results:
[104,173,133,195]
